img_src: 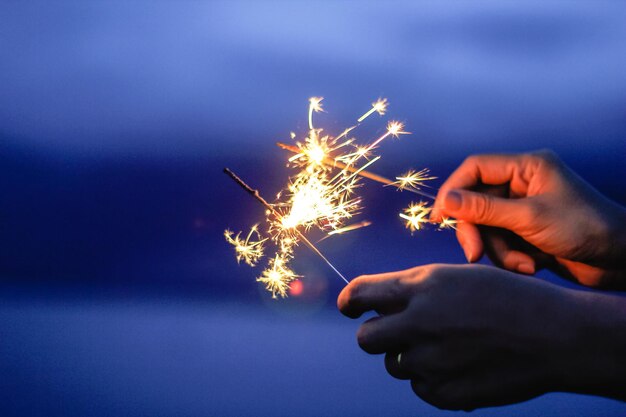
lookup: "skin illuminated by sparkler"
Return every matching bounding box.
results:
[223,225,267,266]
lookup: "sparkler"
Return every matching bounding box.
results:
[225,97,455,298]
[277,142,438,200]
[224,168,349,294]
[327,220,372,236]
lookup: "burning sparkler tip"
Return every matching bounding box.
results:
[225,97,448,298]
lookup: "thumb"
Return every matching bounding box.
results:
[442,189,534,231]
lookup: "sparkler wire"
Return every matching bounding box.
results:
[223,168,349,284]
[276,142,438,200]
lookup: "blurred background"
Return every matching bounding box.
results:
[1,1,625,416]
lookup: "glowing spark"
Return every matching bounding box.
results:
[327,220,372,236]
[308,97,324,130]
[357,98,388,122]
[281,174,339,230]
[224,225,267,266]
[439,217,458,230]
[400,202,431,233]
[224,167,349,298]
[257,254,299,298]
[392,169,437,192]
[335,146,374,164]
[387,121,409,137]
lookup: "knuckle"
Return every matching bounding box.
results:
[463,154,479,165]
[411,379,427,397]
[532,148,561,168]
[461,154,480,171]
[385,352,407,379]
[411,381,452,410]
[436,383,470,411]
[356,323,376,352]
[420,264,441,283]
[525,199,543,219]
[392,274,409,295]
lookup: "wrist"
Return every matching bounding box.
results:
[600,203,626,269]
[552,289,626,400]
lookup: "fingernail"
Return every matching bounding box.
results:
[517,263,535,275]
[445,190,462,211]
[464,249,473,263]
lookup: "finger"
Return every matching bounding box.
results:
[480,227,536,275]
[555,258,626,289]
[455,222,483,263]
[399,344,459,377]
[357,314,409,354]
[338,271,412,319]
[437,189,534,231]
[431,154,528,221]
[385,352,411,380]
[411,379,454,411]
[439,153,527,196]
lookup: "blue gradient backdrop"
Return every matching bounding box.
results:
[1,1,625,416]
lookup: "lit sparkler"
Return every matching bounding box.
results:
[225,97,454,298]
[224,167,348,297]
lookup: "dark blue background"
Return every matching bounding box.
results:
[1,1,625,416]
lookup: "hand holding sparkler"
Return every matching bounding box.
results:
[338,263,626,409]
[430,150,626,288]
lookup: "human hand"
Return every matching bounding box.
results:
[430,150,626,288]
[338,264,626,410]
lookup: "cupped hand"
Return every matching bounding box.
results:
[430,150,626,288]
[338,264,596,410]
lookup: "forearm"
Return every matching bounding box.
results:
[610,206,626,270]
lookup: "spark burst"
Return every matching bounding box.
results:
[225,97,454,298]
[223,225,267,266]
[257,254,299,298]
[391,169,437,192]
[399,201,431,233]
